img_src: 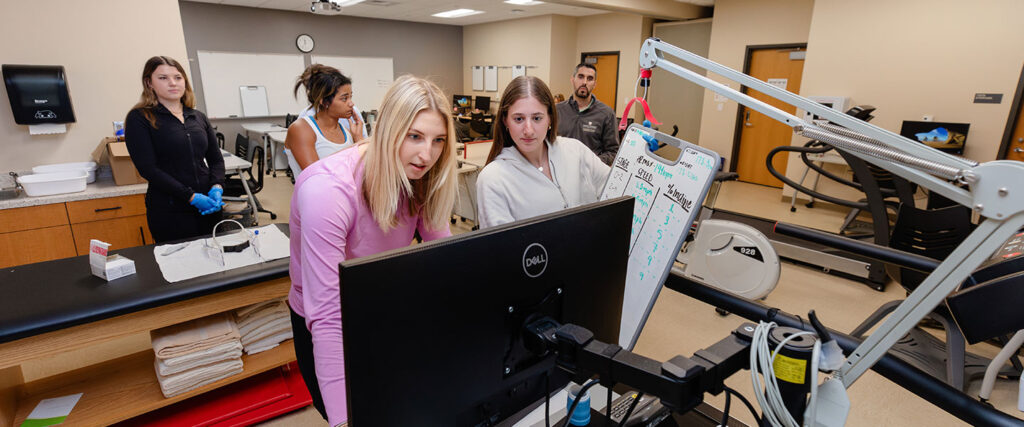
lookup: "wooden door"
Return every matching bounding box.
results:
[583,53,619,111]
[71,215,152,255]
[735,48,806,187]
[1005,101,1024,161]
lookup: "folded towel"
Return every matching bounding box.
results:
[238,313,289,338]
[240,317,290,345]
[235,299,288,324]
[152,314,240,360]
[157,342,243,376]
[244,331,293,355]
[155,357,244,398]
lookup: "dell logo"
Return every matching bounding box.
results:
[522,243,548,278]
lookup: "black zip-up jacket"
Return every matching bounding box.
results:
[124,104,225,212]
[556,96,620,165]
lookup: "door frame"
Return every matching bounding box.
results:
[728,43,807,172]
[580,51,620,112]
[997,63,1024,159]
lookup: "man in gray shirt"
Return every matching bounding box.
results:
[556,63,620,165]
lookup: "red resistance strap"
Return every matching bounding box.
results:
[618,97,661,130]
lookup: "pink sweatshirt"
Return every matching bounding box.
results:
[288,146,451,426]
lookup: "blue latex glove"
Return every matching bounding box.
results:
[208,187,224,208]
[189,193,221,215]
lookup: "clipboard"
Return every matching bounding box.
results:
[600,124,721,349]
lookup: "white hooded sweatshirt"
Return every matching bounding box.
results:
[476,136,611,228]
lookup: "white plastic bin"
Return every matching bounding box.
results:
[32,161,98,183]
[17,171,88,197]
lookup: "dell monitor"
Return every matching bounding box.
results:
[900,120,969,155]
[339,197,632,426]
[475,95,491,113]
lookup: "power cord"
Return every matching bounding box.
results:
[723,385,761,426]
[544,371,551,427]
[750,321,821,427]
[618,391,645,427]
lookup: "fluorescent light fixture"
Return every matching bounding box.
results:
[505,0,544,5]
[432,8,484,18]
[336,0,365,5]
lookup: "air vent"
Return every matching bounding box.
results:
[364,0,397,6]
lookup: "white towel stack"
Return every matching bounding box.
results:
[150,313,244,398]
[234,299,293,355]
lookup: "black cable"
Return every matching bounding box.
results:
[724,385,762,425]
[606,386,612,419]
[544,371,551,427]
[618,392,644,427]
[720,387,732,427]
[564,379,600,427]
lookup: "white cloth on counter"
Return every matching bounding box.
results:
[153,224,291,283]
[155,357,244,398]
[151,314,240,360]
[156,340,243,376]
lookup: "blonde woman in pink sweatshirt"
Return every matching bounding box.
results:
[287,75,458,426]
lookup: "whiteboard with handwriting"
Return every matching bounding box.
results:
[600,124,721,349]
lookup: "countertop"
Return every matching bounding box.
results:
[0,169,147,210]
[0,223,290,344]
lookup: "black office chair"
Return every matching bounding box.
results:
[285,113,298,127]
[223,134,277,224]
[469,112,491,140]
[216,131,225,150]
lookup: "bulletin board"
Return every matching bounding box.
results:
[311,55,394,112]
[600,124,721,349]
[195,51,307,119]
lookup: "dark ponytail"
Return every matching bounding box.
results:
[294,64,352,113]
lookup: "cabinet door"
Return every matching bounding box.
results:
[71,215,153,255]
[0,225,77,268]
[66,194,146,224]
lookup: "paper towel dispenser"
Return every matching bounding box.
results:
[2,64,76,125]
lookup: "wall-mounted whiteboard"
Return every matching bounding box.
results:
[484,66,498,92]
[196,51,306,119]
[311,55,394,112]
[472,66,484,91]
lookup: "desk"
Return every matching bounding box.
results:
[240,123,287,177]
[221,150,260,225]
[0,225,293,426]
[266,130,288,177]
[452,140,492,223]
[456,114,493,123]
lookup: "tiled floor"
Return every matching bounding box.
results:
[252,175,1022,426]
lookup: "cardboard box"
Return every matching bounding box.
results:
[93,137,146,185]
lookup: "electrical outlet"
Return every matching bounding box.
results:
[922,115,933,122]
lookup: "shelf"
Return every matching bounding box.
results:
[12,340,296,426]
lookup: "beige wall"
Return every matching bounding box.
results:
[463,13,653,118]
[576,13,647,117]
[696,0,815,162]
[464,15,554,106]
[0,0,188,172]
[649,19,713,144]
[782,0,1024,202]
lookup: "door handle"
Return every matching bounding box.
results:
[1015,147,1023,153]
[95,206,123,213]
[744,111,753,127]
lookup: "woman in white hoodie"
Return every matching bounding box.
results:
[476,76,610,228]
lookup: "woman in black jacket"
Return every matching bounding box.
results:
[125,56,225,243]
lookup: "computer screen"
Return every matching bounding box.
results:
[339,197,632,426]
[475,95,491,112]
[453,94,471,110]
[899,120,969,155]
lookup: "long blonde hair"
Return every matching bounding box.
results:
[362,75,457,232]
[131,56,196,128]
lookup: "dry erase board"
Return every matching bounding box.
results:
[600,124,721,349]
[196,51,306,118]
[311,55,394,112]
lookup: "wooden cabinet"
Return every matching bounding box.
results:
[0,226,77,269]
[71,216,152,255]
[0,194,152,268]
